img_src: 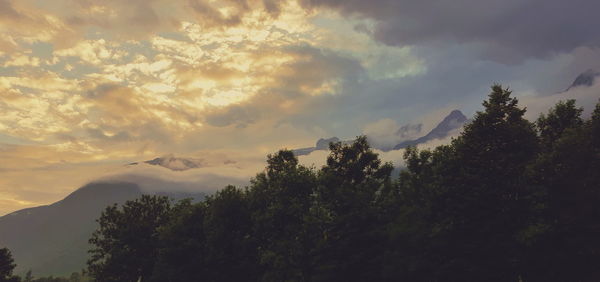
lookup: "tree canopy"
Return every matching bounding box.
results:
[0,247,19,282]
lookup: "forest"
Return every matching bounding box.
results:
[2,84,600,282]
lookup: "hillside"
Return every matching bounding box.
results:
[0,181,204,277]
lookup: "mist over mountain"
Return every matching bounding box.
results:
[0,181,205,277]
[393,110,468,150]
[293,110,468,155]
[292,137,343,156]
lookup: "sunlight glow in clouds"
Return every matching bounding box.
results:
[0,0,426,214]
[1,0,599,215]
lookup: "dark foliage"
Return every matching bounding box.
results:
[0,247,19,282]
[87,195,172,282]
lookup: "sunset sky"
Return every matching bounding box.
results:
[1,0,600,215]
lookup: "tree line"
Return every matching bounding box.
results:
[2,85,600,281]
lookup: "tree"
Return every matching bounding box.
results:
[536,99,583,150]
[315,136,393,281]
[23,271,32,282]
[88,195,172,282]
[384,145,455,281]
[591,99,600,149]
[247,150,317,281]
[150,199,207,282]
[523,99,600,281]
[387,85,539,281]
[439,85,538,280]
[202,186,260,281]
[0,247,19,282]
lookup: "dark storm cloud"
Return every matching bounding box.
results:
[300,0,600,63]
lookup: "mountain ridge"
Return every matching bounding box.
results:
[565,69,600,91]
[392,110,468,150]
[292,109,468,155]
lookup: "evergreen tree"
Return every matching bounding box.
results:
[388,85,539,281]
[444,85,537,280]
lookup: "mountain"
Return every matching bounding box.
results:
[128,154,204,171]
[393,110,467,150]
[565,69,600,91]
[0,181,205,277]
[292,110,468,155]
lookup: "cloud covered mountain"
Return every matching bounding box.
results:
[292,137,343,156]
[293,110,468,155]
[393,110,468,150]
[128,154,205,171]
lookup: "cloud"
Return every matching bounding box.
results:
[520,80,600,121]
[200,44,365,128]
[2,0,599,217]
[0,143,270,215]
[299,0,600,63]
[361,103,466,150]
[362,119,421,150]
[204,104,260,127]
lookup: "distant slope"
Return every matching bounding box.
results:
[0,181,205,277]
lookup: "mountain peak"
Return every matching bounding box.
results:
[566,69,600,91]
[393,110,467,150]
[445,110,467,121]
[127,155,204,171]
[423,109,467,140]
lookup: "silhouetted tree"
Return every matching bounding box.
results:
[315,136,393,281]
[202,186,260,281]
[537,99,583,150]
[0,247,20,282]
[248,150,318,281]
[23,271,32,282]
[523,99,600,281]
[150,199,207,281]
[88,195,172,282]
[439,84,538,280]
[384,145,455,281]
[387,85,539,281]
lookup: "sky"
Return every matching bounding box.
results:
[1,0,600,215]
